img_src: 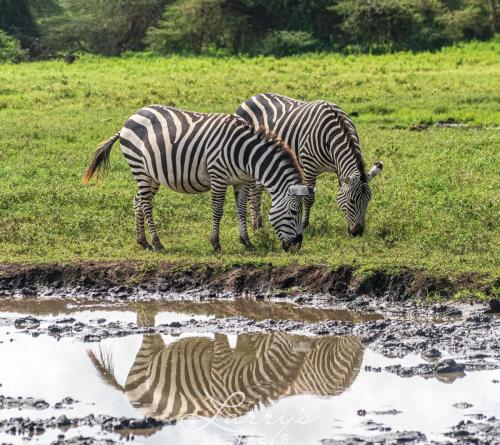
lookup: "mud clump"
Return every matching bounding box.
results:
[0,414,167,438]
[321,431,427,444]
[14,316,40,329]
[51,437,118,445]
[445,417,500,445]
[0,396,49,410]
[486,299,500,313]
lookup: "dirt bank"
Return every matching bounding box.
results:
[0,261,495,301]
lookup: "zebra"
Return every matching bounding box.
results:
[236,93,384,237]
[82,105,315,252]
[89,319,363,421]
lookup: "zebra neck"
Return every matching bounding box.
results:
[239,141,297,203]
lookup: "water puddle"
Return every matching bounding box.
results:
[0,296,383,324]
[0,299,498,444]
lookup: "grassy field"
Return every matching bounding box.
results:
[0,39,499,282]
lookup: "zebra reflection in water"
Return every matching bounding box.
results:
[88,313,363,421]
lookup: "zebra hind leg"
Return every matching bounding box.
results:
[139,179,164,253]
[234,184,253,249]
[134,193,152,250]
[250,182,264,231]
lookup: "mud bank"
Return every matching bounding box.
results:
[0,261,495,301]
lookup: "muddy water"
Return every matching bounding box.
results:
[0,299,498,445]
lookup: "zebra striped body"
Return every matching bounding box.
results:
[236,93,383,236]
[91,330,363,421]
[83,105,314,252]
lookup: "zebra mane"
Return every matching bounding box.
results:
[227,115,305,183]
[327,103,367,183]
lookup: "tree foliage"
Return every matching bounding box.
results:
[0,29,27,62]
[40,0,169,55]
[0,0,496,56]
[0,0,37,47]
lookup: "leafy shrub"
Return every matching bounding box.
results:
[334,0,418,51]
[259,30,319,56]
[0,30,26,62]
[39,0,168,56]
[145,0,248,54]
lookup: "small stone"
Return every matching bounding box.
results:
[357,409,367,416]
[14,316,40,330]
[453,402,473,409]
[56,415,71,426]
[422,348,442,360]
[435,359,465,374]
[488,299,500,313]
[169,321,182,328]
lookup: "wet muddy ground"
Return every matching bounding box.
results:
[0,290,498,445]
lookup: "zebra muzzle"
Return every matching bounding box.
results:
[349,223,364,237]
[282,233,303,252]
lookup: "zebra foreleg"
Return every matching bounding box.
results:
[139,180,164,253]
[134,193,152,250]
[249,182,264,231]
[210,184,227,253]
[303,178,317,229]
[234,184,253,249]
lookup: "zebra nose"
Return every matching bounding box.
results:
[349,223,364,237]
[295,233,303,245]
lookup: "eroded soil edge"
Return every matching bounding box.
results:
[0,261,496,301]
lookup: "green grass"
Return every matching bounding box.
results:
[0,39,499,281]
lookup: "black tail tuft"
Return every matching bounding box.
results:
[82,132,120,184]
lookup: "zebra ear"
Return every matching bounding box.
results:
[289,185,316,196]
[367,161,383,181]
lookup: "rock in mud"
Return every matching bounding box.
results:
[453,402,473,409]
[14,316,40,330]
[435,359,465,374]
[321,430,426,444]
[51,437,118,445]
[432,304,462,317]
[0,396,49,410]
[445,417,500,445]
[421,348,442,360]
[487,299,500,313]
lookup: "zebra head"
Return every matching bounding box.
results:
[337,162,383,236]
[269,184,315,251]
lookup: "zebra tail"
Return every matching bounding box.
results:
[82,132,120,184]
[87,348,125,392]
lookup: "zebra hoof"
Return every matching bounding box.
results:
[137,240,152,250]
[212,244,222,254]
[239,237,254,250]
[152,240,165,252]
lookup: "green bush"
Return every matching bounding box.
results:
[0,30,26,62]
[259,30,319,56]
[145,0,248,54]
[334,0,495,52]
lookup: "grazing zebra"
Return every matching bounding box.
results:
[89,326,363,421]
[83,105,315,252]
[236,93,383,236]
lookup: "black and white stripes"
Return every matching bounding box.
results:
[83,105,314,252]
[90,331,363,421]
[236,93,383,236]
